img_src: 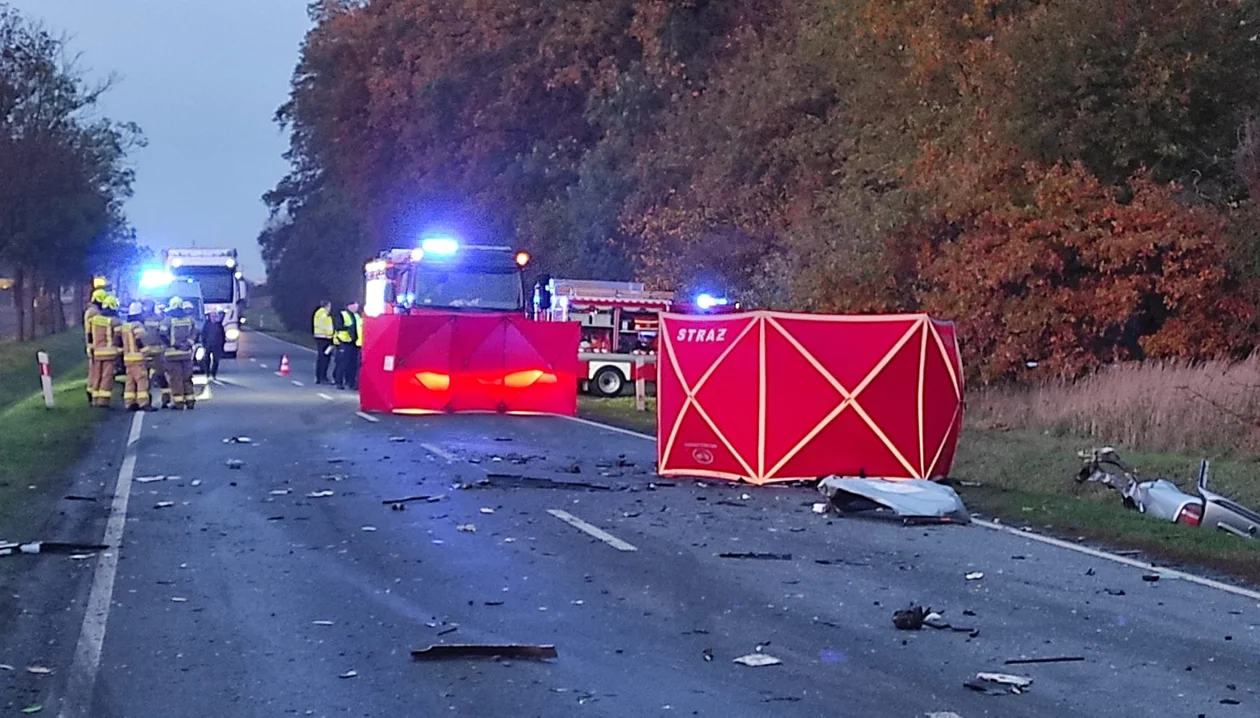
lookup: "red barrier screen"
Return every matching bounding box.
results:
[360,312,580,415]
[657,312,964,484]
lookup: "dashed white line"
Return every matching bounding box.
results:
[547,509,638,552]
[291,380,304,387]
[259,363,269,369]
[60,412,144,718]
[421,443,460,462]
[558,414,654,441]
[318,393,334,401]
[248,331,318,355]
[355,411,380,423]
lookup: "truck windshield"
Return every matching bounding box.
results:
[411,267,521,310]
[172,266,235,304]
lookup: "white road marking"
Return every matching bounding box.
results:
[60,412,144,718]
[558,414,654,441]
[421,443,460,462]
[973,518,1260,601]
[259,363,269,369]
[355,411,380,423]
[547,509,638,552]
[249,357,256,362]
[247,330,318,355]
[318,393,334,401]
[291,380,304,386]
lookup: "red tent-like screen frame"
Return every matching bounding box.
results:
[656,312,964,484]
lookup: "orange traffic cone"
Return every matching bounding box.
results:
[277,354,291,376]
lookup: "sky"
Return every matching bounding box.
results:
[9,0,313,280]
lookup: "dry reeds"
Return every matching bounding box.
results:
[968,354,1260,456]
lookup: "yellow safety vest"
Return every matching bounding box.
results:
[334,311,363,347]
[89,314,120,358]
[313,307,334,339]
[166,317,195,358]
[120,322,147,363]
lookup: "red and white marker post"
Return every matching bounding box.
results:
[37,351,54,408]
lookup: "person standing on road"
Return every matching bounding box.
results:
[87,295,122,408]
[142,300,172,408]
[164,298,197,410]
[120,302,154,412]
[312,300,334,384]
[332,300,363,391]
[200,310,226,379]
[83,288,108,403]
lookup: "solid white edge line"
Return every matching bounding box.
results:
[318,393,334,402]
[557,414,654,441]
[563,414,1260,602]
[245,329,318,355]
[972,518,1260,602]
[355,411,379,423]
[420,443,460,463]
[548,509,638,552]
[60,412,144,718]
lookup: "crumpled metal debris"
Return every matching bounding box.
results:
[411,644,557,662]
[718,552,791,561]
[733,653,782,667]
[892,605,929,630]
[817,477,970,524]
[965,672,1032,695]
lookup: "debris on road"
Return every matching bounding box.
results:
[480,507,495,514]
[1004,656,1084,665]
[171,597,188,603]
[718,552,792,561]
[892,605,929,630]
[64,495,96,502]
[154,501,175,509]
[965,572,984,581]
[411,644,558,662]
[25,665,52,675]
[1,541,109,557]
[190,480,202,487]
[817,477,970,524]
[135,475,172,483]
[733,653,782,667]
[306,491,335,498]
[313,620,334,626]
[339,670,358,679]
[389,436,408,442]
[21,705,42,714]
[223,436,252,444]
[965,672,1032,695]
[225,460,244,470]
[1142,574,1161,583]
[702,648,714,662]
[812,502,828,514]
[468,473,613,492]
[269,489,291,496]
[457,524,477,533]
[361,526,377,532]
[381,495,431,505]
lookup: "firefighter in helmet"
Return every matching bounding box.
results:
[84,288,108,402]
[164,297,197,410]
[141,299,171,408]
[87,295,122,408]
[120,302,154,411]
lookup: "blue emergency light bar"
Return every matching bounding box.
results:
[139,268,174,290]
[695,293,729,310]
[421,237,459,256]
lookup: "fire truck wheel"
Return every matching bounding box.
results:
[592,366,626,398]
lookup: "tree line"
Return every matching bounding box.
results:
[263,0,1260,382]
[0,3,143,340]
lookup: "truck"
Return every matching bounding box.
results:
[364,238,531,317]
[163,248,248,357]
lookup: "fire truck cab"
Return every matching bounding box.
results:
[364,239,531,317]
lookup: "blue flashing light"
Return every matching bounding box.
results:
[695,293,729,310]
[421,237,459,256]
[139,268,174,290]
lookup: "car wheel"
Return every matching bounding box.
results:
[592,367,626,398]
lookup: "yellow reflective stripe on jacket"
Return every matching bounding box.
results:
[121,322,147,363]
[143,319,166,355]
[313,307,334,338]
[165,318,194,357]
[90,315,119,357]
[334,311,363,347]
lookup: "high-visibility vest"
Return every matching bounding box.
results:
[334,311,363,347]
[120,322,147,363]
[89,314,120,358]
[313,307,334,339]
[143,315,166,355]
[166,317,195,358]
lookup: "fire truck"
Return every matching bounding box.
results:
[363,238,531,317]
[533,278,741,397]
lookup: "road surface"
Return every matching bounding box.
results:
[1,330,1257,717]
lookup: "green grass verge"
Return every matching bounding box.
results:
[245,296,316,350]
[578,397,1260,583]
[0,332,100,541]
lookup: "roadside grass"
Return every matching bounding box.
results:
[0,331,99,542]
[246,295,316,350]
[578,396,1260,583]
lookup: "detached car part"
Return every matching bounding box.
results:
[1075,448,1259,538]
[818,477,971,524]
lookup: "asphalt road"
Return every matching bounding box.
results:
[2,330,1258,717]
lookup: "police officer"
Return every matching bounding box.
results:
[312,300,334,384]
[120,302,155,411]
[88,295,123,408]
[164,297,197,410]
[332,300,363,391]
[141,299,172,408]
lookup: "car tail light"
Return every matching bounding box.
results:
[1176,502,1202,526]
[414,372,450,391]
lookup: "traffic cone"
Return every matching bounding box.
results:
[277,354,291,376]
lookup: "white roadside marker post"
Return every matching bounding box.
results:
[635,357,646,412]
[37,351,54,408]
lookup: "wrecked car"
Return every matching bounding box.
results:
[817,476,971,524]
[1075,448,1260,538]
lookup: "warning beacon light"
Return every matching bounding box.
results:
[139,268,174,290]
[421,237,459,256]
[515,251,531,267]
[695,293,729,311]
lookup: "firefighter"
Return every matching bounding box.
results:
[84,288,108,402]
[312,300,334,384]
[164,297,197,410]
[119,302,154,411]
[142,299,172,408]
[332,300,363,391]
[87,295,122,408]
